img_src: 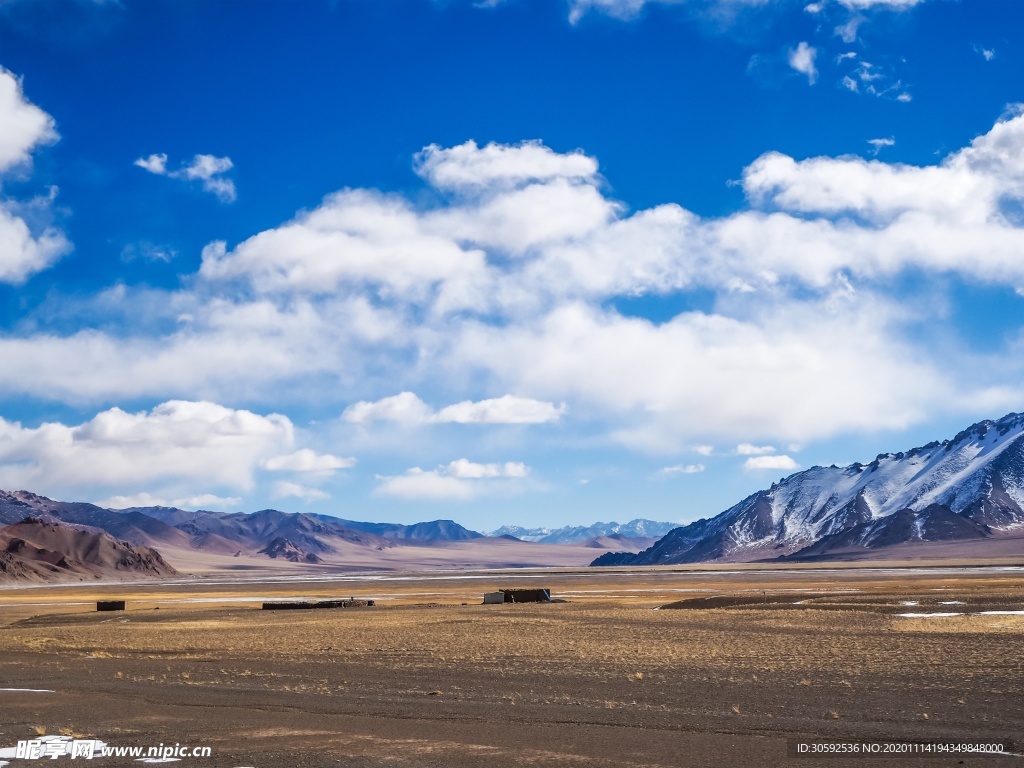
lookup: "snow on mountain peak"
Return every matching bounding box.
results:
[595,411,1024,566]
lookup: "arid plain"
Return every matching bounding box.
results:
[1,564,1023,768]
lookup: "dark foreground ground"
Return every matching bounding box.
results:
[1,566,1022,768]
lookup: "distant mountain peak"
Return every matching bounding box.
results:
[489,518,678,544]
[595,411,1024,566]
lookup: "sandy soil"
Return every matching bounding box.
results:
[123,536,653,577]
[1,564,1022,767]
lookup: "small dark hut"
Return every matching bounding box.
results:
[96,600,126,612]
[261,598,374,610]
[497,588,551,603]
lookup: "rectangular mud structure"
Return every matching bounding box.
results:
[500,588,551,603]
[261,599,374,610]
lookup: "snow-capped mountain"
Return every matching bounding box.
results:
[595,412,1024,566]
[489,519,678,544]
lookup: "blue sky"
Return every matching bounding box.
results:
[0,0,1022,530]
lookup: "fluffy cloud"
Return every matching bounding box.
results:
[98,492,242,511]
[135,152,236,202]
[0,400,297,499]
[134,153,167,175]
[414,140,598,192]
[446,459,529,478]
[263,449,355,473]
[660,463,705,475]
[4,118,1024,453]
[867,136,895,155]
[0,67,57,173]
[342,392,435,425]
[736,443,776,455]
[0,68,71,284]
[342,392,564,425]
[450,297,953,449]
[436,395,566,424]
[195,114,1024,322]
[788,42,818,84]
[744,455,800,470]
[271,481,330,502]
[732,109,1024,284]
[198,190,488,302]
[0,203,71,284]
[375,459,529,500]
[0,295,372,403]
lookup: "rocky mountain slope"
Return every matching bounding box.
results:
[595,412,1024,566]
[0,517,177,581]
[314,516,483,542]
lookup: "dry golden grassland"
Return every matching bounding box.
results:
[0,566,1022,767]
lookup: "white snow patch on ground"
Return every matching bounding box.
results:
[977,610,1024,615]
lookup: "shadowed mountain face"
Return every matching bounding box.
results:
[258,536,323,563]
[595,412,1024,566]
[0,517,177,581]
[785,504,992,559]
[313,516,484,542]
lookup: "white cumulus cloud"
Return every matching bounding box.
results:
[867,137,895,155]
[2,118,1024,454]
[342,392,564,425]
[0,400,298,501]
[0,67,58,173]
[736,443,776,455]
[263,449,356,473]
[135,152,236,202]
[445,458,529,478]
[788,42,818,84]
[271,481,330,502]
[99,492,242,511]
[660,463,705,475]
[133,153,167,175]
[415,139,598,193]
[436,395,566,424]
[375,458,530,500]
[744,455,800,470]
[0,67,71,284]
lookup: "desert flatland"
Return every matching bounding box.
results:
[1,565,1022,767]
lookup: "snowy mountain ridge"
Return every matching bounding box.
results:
[595,411,1024,565]
[489,519,678,544]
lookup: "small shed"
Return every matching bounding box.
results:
[262,598,374,610]
[96,600,126,612]
[482,592,505,604]
[500,588,551,603]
